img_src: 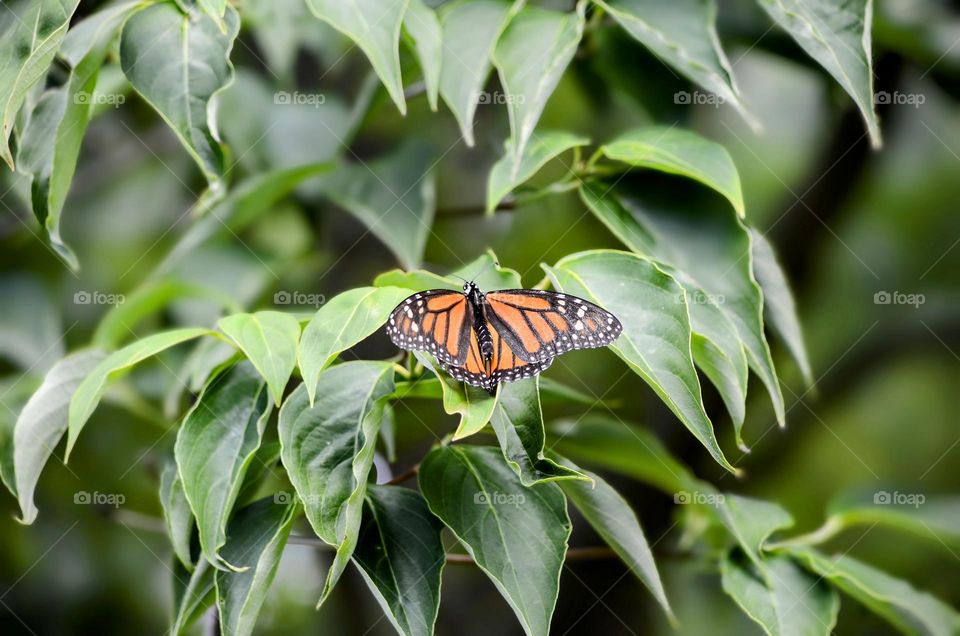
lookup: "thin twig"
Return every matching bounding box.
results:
[386,463,420,485]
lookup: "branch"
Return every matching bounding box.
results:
[386,463,420,485]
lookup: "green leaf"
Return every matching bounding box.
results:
[66,327,210,459]
[324,141,435,269]
[757,0,880,147]
[544,251,737,473]
[595,0,753,125]
[14,350,106,524]
[353,485,445,636]
[218,311,302,406]
[751,230,813,387]
[160,458,195,569]
[596,126,745,217]
[297,286,411,405]
[558,457,673,621]
[438,0,523,146]
[0,0,80,169]
[305,0,409,114]
[721,552,840,636]
[715,494,794,567]
[487,130,588,214]
[490,377,588,485]
[119,3,239,196]
[414,351,498,440]
[493,3,585,175]
[15,1,139,269]
[175,362,272,571]
[404,0,442,111]
[216,497,298,636]
[785,546,960,636]
[419,445,570,636]
[278,362,395,605]
[548,415,699,495]
[580,182,786,430]
[171,557,215,635]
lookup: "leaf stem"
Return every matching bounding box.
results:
[385,463,420,485]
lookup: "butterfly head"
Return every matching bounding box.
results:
[462,280,484,304]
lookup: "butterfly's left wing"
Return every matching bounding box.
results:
[386,290,474,366]
[484,289,622,363]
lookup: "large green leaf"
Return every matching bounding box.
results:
[119,3,239,196]
[297,286,411,404]
[595,0,752,124]
[580,181,786,429]
[15,1,140,269]
[751,230,813,386]
[218,311,302,406]
[437,0,523,146]
[404,0,442,111]
[175,362,272,571]
[785,547,960,636]
[558,458,673,621]
[489,377,587,485]
[278,363,395,604]
[596,126,745,217]
[305,0,409,114]
[544,251,736,473]
[13,350,106,524]
[757,0,880,146]
[353,485,445,636]
[413,351,498,440]
[419,445,570,636]
[492,3,584,175]
[160,458,195,569]
[66,327,210,458]
[323,141,436,269]
[721,552,840,636]
[0,0,80,169]
[216,498,298,636]
[487,130,588,214]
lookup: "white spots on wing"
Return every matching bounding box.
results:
[411,322,419,333]
[577,307,586,318]
[574,320,584,331]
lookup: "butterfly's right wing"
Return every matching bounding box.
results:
[386,290,474,366]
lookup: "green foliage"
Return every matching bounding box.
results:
[2,1,954,635]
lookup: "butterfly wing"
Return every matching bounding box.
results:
[386,290,474,366]
[441,325,553,393]
[484,289,622,363]
[440,328,494,391]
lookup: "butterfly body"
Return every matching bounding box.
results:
[387,281,622,394]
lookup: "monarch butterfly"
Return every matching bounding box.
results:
[386,280,623,394]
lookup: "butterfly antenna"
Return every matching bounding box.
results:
[469,259,499,283]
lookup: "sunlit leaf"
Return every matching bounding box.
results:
[544,251,737,473]
[353,485,445,636]
[175,362,272,570]
[278,363,395,604]
[419,445,570,636]
[297,286,411,404]
[218,311,302,405]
